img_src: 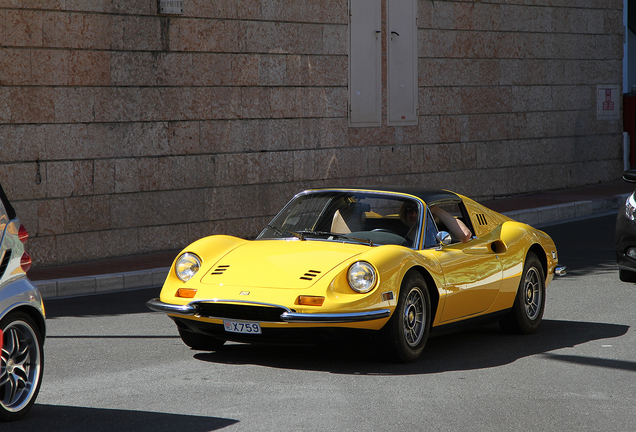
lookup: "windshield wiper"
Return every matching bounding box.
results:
[297,230,373,246]
[267,224,305,240]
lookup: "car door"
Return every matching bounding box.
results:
[422,201,503,323]
[430,238,503,322]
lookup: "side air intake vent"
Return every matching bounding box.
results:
[300,270,321,281]
[475,214,488,226]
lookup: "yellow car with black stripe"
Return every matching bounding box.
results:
[147,187,566,362]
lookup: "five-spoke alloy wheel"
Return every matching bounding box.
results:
[499,252,546,334]
[0,312,44,421]
[382,271,431,362]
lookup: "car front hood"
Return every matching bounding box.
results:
[199,239,366,289]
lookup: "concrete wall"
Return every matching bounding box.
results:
[0,0,625,266]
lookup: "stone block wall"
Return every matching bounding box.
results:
[0,0,625,266]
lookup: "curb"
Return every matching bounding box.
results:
[34,268,169,299]
[34,192,630,300]
[502,193,629,227]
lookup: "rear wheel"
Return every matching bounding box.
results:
[381,272,431,362]
[0,312,44,421]
[499,252,545,334]
[178,328,226,351]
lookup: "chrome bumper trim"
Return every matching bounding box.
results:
[146,298,391,323]
[146,299,196,315]
[554,265,567,277]
[280,309,391,323]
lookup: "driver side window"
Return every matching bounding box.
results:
[429,202,473,244]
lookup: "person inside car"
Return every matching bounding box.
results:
[429,204,472,243]
[400,202,472,245]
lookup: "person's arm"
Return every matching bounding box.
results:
[430,206,472,243]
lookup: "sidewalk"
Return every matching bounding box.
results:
[29,179,635,299]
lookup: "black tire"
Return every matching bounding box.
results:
[499,252,546,334]
[178,328,226,351]
[381,271,431,362]
[619,268,636,282]
[0,312,44,421]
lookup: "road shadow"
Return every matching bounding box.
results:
[541,213,618,278]
[194,319,633,375]
[2,404,237,432]
[44,287,161,319]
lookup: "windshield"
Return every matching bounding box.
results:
[257,191,422,248]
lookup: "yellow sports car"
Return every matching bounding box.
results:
[147,186,566,362]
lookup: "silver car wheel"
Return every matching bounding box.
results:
[402,287,425,347]
[1,319,42,414]
[523,267,542,321]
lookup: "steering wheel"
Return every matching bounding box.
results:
[372,228,397,235]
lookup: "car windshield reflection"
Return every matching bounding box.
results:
[258,191,422,248]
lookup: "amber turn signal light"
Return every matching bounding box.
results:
[297,295,325,306]
[176,288,197,298]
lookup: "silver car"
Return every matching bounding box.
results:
[0,183,45,421]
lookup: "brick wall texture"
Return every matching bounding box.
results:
[0,0,625,266]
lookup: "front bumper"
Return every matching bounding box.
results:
[146,298,391,324]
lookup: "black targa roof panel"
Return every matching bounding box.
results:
[307,186,462,205]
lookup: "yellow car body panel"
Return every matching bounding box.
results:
[160,238,442,331]
[148,187,564,361]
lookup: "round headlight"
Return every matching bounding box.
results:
[175,253,201,282]
[347,261,377,293]
[626,192,636,221]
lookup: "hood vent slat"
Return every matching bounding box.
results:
[211,265,230,275]
[299,269,321,281]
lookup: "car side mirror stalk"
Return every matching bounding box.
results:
[436,231,452,248]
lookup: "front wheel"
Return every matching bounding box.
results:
[499,252,546,334]
[380,272,431,362]
[0,312,44,421]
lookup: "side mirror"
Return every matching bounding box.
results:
[436,231,452,246]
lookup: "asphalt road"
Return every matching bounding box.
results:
[5,213,636,432]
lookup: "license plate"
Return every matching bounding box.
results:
[223,320,262,334]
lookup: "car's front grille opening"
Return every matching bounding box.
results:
[194,303,290,322]
[0,249,11,279]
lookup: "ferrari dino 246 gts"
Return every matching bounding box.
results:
[148,186,566,362]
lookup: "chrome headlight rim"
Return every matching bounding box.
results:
[347,261,377,293]
[175,252,202,282]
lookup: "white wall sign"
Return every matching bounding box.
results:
[159,0,183,15]
[597,85,621,120]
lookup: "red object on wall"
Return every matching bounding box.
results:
[625,95,636,168]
